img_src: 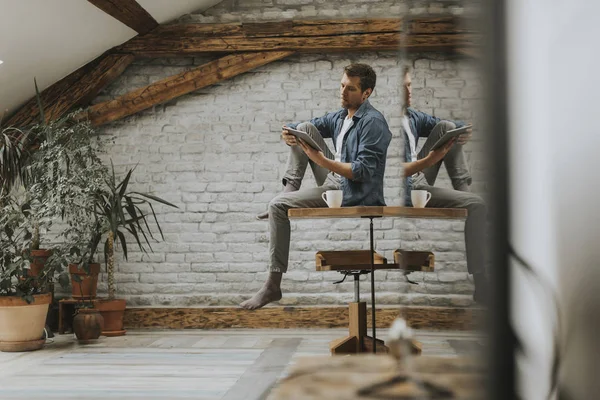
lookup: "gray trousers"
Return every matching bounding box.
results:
[269,123,340,272]
[412,121,486,275]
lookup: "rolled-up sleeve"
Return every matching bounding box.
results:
[350,118,392,182]
[286,112,337,139]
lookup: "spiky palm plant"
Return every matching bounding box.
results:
[91,163,177,299]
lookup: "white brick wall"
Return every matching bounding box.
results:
[89,0,485,307]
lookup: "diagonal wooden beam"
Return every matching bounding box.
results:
[5,53,135,128]
[88,0,158,35]
[85,51,293,126]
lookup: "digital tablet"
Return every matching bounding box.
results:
[431,125,472,150]
[282,126,324,152]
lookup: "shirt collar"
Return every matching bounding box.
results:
[340,100,372,120]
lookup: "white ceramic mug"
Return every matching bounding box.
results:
[321,190,343,208]
[411,190,432,208]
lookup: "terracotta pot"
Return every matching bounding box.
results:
[0,293,52,352]
[69,263,101,299]
[29,249,52,277]
[73,308,104,343]
[95,299,126,336]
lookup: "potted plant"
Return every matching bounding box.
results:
[0,111,50,278]
[91,163,178,336]
[42,119,109,300]
[72,302,104,344]
[56,157,107,300]
[71,286,104,344]
[0,196,51,352]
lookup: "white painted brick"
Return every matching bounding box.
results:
[118,263,153,273]
[191,263,229,273]
[166,254,186,263]
[434,88,460,98]
[216,273,255,282]
[178,273,217,283]
[140,274,179,284]
[153,263,190,273]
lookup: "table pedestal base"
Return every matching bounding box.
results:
[329,302,422,355]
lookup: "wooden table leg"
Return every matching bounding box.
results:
[58,301,76,334]
[349,302,367,352]
[330,336,358,354]
[330,302,369,355]
[58,301,65,334]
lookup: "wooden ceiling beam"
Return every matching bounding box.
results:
[5,53,134,128]
[88,0,158,35]
[116,17,477,56]
[4,17,479,128]
[85,51,293,126]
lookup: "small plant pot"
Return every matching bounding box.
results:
[69,263,101,299]
[28,249,52,277]
[95,299,127,336]
[0,293,52,352]
[73,308,104,344]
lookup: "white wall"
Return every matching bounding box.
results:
[507,1,600,398]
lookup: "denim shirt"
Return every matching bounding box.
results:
[288,100,392,206]
[403,108,465,206]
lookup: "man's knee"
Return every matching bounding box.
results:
[269,193,292,214]
[436,120,456,133]
[296,122,319,138]
[464,194,486,211]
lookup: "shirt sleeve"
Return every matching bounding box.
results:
[286,112,337,139]
[350,117,392,182]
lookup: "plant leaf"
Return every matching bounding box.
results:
[34,78,46,125]
[116,229,128,261]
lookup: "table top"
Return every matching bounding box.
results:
[288,206,467,219]
[270,354,485,399]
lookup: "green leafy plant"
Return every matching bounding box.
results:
[0,125,30,198]
[0,196,38,301]
[90,162,178,299]
[1,78,108,294]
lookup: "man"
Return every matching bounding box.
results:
[400,66,488,303]
[241,64,392,310]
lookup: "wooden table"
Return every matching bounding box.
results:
[58,298,101,334]
[288,206,467,220]
[288,206,468,354]
[270,355,485,399]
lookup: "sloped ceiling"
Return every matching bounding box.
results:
[0,0,223,118]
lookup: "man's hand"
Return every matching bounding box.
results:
[298,139,327,167]
[457,125,473,145]
[426,137,456,166]
[282,127,298,146]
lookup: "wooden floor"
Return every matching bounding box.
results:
[0,329,485,400]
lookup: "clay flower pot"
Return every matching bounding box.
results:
[28,249,52,277]
[69,263,101,299]
[0,293,52,352]
[95,299,127,336]
[73,308,104,344]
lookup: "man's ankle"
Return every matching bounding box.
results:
[266,271,283,288]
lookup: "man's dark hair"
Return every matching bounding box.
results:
[344,63,377,92]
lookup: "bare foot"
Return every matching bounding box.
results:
[240,285,282,310]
